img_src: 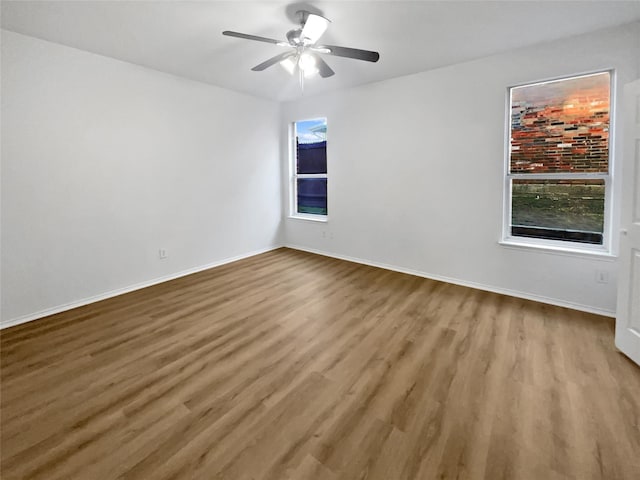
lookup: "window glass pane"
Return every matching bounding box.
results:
[511,179,605,244]
[296,119,327,174]
[510,72,610,174]
[297,141,327,174]
[297,178,327,215]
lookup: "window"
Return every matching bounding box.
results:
[291,118,327,218]
[504,71,612,251]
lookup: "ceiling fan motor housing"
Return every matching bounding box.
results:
[286,29,305,46]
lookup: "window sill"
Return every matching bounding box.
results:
[288,214,328,223]
[499,238,616,261]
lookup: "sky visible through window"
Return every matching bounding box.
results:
[296,118,326,144]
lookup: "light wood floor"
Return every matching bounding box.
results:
[1,248,639,480]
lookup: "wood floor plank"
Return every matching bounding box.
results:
[1,247,639,479]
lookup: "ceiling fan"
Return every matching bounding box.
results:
[222,10,380,90]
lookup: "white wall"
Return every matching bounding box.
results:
[1,31,282,325]
[282,22,640,316]
[3,22,638,326]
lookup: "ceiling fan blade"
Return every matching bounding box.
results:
[300,13,330,43]
[317,45,380,63]
[222,31,283,45]
[315,56,335,78]
[251,52,295,71]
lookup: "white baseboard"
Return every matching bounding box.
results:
[0,245,282,330]
[285,244,616,318]
[3,243,614,330]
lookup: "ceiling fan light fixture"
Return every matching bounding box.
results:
[300,53,319,78]
[298,53,316,71]
[303,65,319,78]
[280,56,297,75]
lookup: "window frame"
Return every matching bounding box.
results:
[501,70,615,255]
[289,117,328,221]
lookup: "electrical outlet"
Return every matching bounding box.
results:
[159,248,168,259]
[595,270,609,284]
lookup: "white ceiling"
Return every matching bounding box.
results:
[3,1,640,102]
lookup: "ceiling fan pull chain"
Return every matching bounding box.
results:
[299,67,305,94]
